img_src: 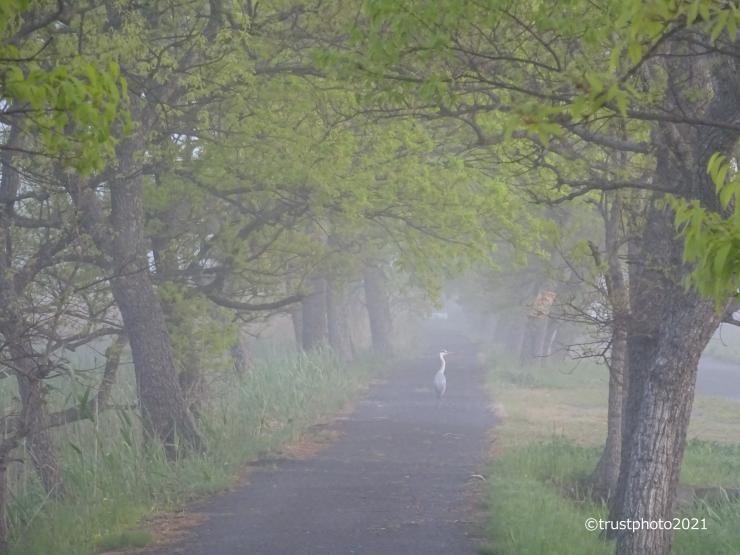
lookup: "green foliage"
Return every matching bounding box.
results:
[0,0,29,38]
[157,283,238,374]
[1,2,129,173]
[336,0,740,313]
[669,153,740,307]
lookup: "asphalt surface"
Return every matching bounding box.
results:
[151,330,494,555]
[697,355,740,401]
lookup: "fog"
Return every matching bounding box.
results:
[2,2,740,554]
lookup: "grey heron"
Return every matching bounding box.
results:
[434,350,451,405]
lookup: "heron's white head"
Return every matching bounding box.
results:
[440,349,451,356]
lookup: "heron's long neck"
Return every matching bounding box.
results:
[438,354,446,374]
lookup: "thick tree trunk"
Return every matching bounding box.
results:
[610,49,740,546]
[301,277,328,351]
[66,136,202,454]
[326,278,353,362]
[362,266,393,355]
[109,273,201,454]
[106,142,201,455]
[611,192,727,552]
[615,297,718,554]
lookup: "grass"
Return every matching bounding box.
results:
[482,353,740,555]
[95,530,153,551]
[4,346,377,555]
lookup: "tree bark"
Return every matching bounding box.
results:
[103,140,201,454]
[326,278,353,362]
[66,136,201,455]
[612,57,739,549]
[362,266,393,355]
[615,288,718,555]
[108,178,201,453]
[16,369,63,497]
[301,277,328,351]
[592,194,629,498]
[592,330,625,499]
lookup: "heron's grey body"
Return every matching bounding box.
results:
[434,350,448,402]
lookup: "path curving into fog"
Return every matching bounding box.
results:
[144,331,493,555]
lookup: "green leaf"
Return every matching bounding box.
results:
[687,0,700,25]
[713,243,731,275]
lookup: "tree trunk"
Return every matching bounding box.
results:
[230,330,252,374]
[106,142,201,455]
[538,316,559,362]
[615,297,718,555]
[16,371,63,497]
[290,305,303,349]
[301,277,328,351]
[592,325,626,499]
[592,194,629,498]
[610,48,740,547]
[519,314,548,367]
[326,278,353,362]
[109,274,201,454]
[0,128,63,498]
[0,461,7,554]
[362,266,393,355]
[0,282,60,497]
[66,136,202,455]
[516,279,544,366]
[612,196,727,553]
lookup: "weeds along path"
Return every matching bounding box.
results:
[146,331,494,555]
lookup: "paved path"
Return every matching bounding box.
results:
[151,331,493,555]
[697,355,740,401]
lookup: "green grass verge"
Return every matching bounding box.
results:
[5,347,377,555]
[482,354,740,555]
